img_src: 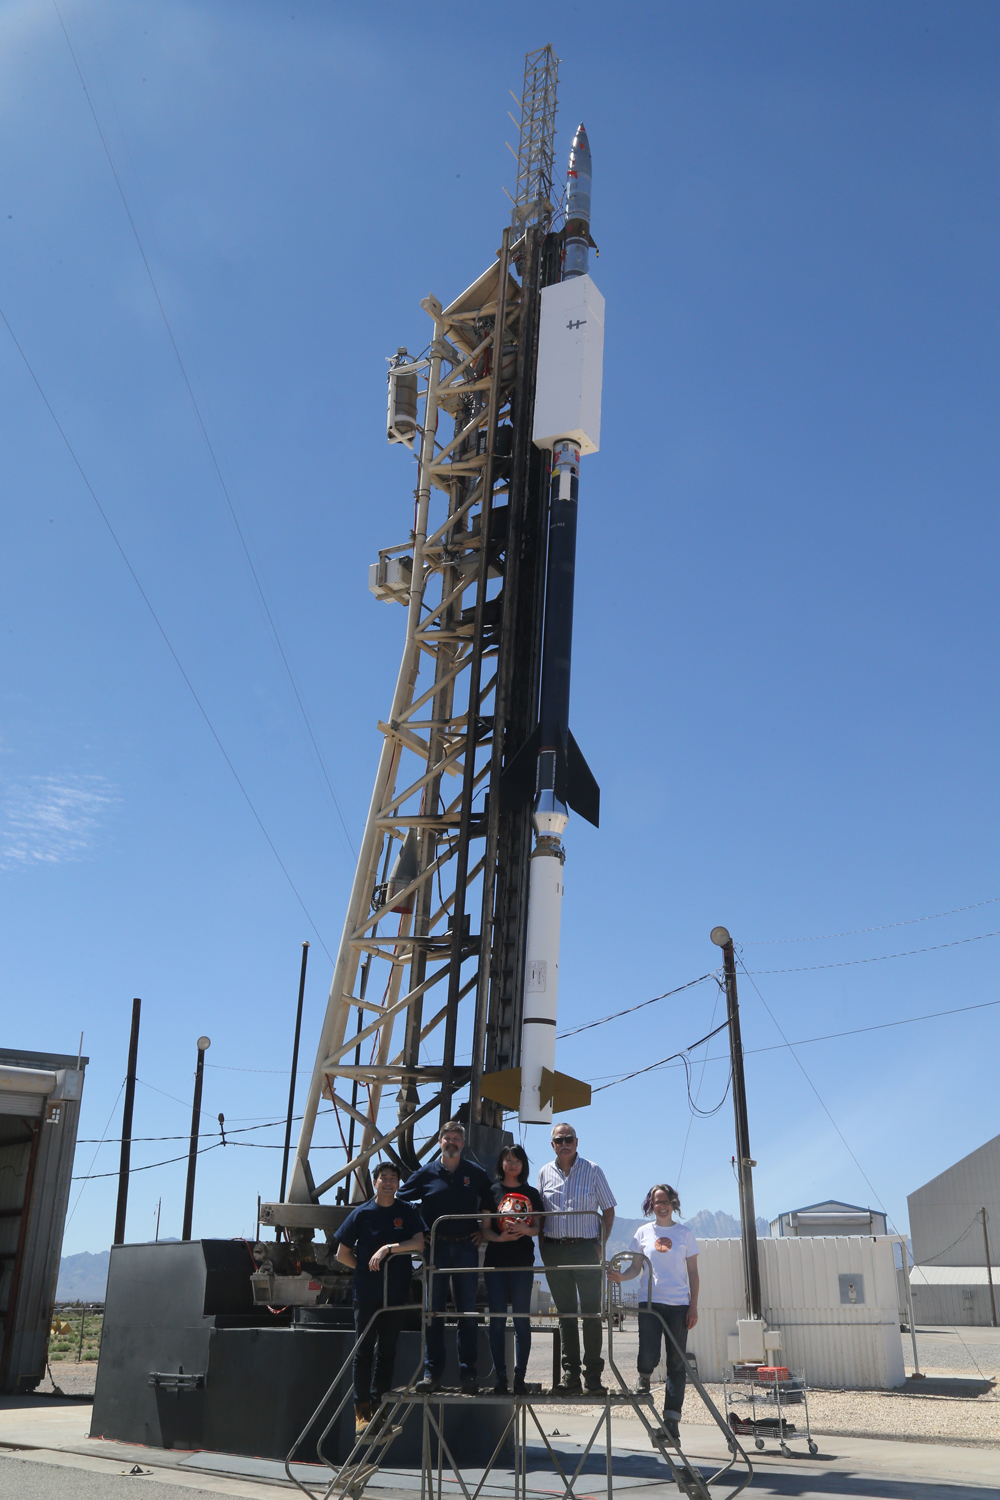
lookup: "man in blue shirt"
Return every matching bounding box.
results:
[397,1120,493,1394]
[334,1161,425,1432]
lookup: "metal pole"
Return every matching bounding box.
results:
[182,1037,210,1241]
[279,942,310,1203]
[113,998,141,1245]
[711,928,762,1319]
[983,1208,998,1328]
[76,1306,86,1363]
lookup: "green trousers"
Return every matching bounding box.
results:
[540,1237,604,1379]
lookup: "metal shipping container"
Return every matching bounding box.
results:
[0,1047,87,1393]
[685,1236,905,1389]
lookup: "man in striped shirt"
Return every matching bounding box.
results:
[537,1123,616,1394]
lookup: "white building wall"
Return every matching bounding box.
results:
[907,1133,1000,1268]
[685,1237,905,1389]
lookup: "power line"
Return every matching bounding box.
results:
[591,1020,730,1094]
[745,894,1000,945]
[0,305,334,964]
[587,996,1000,1092]
[737,957,899,1235]
[557,973,716,1039]
[51,0,356,861]
[745,928,1000,975]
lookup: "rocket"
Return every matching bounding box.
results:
[485,125,605,1126]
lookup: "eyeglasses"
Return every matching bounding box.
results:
[552,1136,576,1145]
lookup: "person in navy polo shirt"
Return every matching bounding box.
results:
[397,1120,493,1395]
[334,1161,425,1433]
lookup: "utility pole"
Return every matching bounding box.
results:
[182,1037,211,1241]
[982,1208,997,1328]
[279,943,310,1204]
[114,998,141,1245]
[711,927,762,1319]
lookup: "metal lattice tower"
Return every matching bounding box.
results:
[511,45,560,230]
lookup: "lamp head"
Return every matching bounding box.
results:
[197,1036,211,1052]
[710,927,731,948]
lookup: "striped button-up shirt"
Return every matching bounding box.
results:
[537,1155,616,1240]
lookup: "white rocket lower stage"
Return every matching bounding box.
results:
[518,834,565,1124]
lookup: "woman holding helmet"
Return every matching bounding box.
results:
[480,1145,544,1394]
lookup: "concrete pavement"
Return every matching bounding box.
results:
[1,1394,998,1499]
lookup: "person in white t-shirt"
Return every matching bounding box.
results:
[607,1183,698,1442]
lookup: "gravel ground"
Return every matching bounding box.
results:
[36,1360,99,1397]
[525,1320,1000,1448]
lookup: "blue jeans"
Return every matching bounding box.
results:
[353,1299,402,1405]
[425,1238,479,1378]
[485,1266,533,1379]
[638,1304,689,1416]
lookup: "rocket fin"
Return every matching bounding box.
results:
[499,725,541,813]
[479,1066,522,1110]
[566,731,600,827]
[539,1068,592,1111]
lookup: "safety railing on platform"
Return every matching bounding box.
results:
[283,1210,753,1500]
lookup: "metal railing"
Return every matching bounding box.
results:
[283,1211,753,1500]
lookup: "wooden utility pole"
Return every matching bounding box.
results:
[982,1208,997,1328]
[711,927,762,1319]
[113,998,141,1245]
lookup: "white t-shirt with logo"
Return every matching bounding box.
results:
[628,1221,698,1305]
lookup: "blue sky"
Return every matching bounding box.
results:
[2,1,998,1255]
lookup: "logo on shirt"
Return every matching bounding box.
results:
[463,1176,470,1186]
[654,1236,673,1253]
[394,1218,403,1229]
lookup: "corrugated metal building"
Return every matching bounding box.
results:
[687,1236,904,1388]
[899,1264,999,1327]
[0,1047,87,1392]
[905,1132,1000,1325]
[770,1200,888,1237]
[908,1132,1000,1267]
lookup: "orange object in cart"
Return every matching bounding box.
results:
[757,1365,789,1381]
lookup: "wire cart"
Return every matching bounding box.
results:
[723,1367,818,1458]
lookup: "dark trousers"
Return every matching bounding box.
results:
[425,1237,479,1378]
[485,1266,533,1379]
[540,1238,603,1379]
[638,1303,689,1415]
[353,1299,402,1406]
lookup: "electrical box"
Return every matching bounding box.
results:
[726,1334,742,1364]
[763,1329,782,1352]
[737,1318,766,1362]
[839,1273,865,1305]
[369,554,413,604]
[532,275,604,454]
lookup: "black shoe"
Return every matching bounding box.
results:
[493,1376,509,1394]
[512,1374,527,1396]
[461,1375,479,1396]
[653,1419,680,1447]
[558,1375,583,1397]
[636,1374,651,1394]
[585,1381,606,1395]
[415,1376,441,1395]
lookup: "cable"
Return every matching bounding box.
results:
[745,895,1000,945]
[737,958,899,1235]
[557,973,716,1039]
[64,1079,125,1225]
[680,1051,731,1118]
[72,1140,223,1181]
[676,985,722,1186]
[914,1215,982,1265]
[51,0,356,862]
[0,305,334,964]
[591,1020,730,1094]
[745,929,1000,975]
[587,992,1000,1084]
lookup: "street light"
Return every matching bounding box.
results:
[710,927,762,1319]
[182,1036,211,1241]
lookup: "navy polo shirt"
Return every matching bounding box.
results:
[397,1157,493,1242]
[333,1197,425,1303]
